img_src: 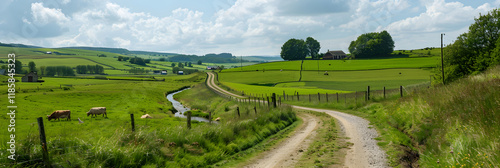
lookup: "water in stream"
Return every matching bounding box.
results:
[166,88,212,123]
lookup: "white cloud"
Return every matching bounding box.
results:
[31,2,69,26]
[383,0,493,33]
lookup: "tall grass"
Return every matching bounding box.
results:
[357,66,500,167]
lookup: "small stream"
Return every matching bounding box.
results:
[166,88,212,123]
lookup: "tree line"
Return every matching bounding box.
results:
[440,8,500,83]
[76,65,105,74]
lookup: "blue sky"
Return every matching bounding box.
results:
[0,0,498,56]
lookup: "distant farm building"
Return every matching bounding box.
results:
[206,66,219,70]
[323,50,348,60]
[22,71,39,82]
[178,71,184,75]
[153,70,168,75]
[46,51,52,54]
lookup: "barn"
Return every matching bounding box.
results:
[22,71,39,82]
[323,50,348,60]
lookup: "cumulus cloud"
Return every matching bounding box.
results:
[31,2,70,26]
[383,0,493,33]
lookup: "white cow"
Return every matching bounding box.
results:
[87,107,107,118]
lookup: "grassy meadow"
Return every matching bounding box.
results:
[0,71,298,167]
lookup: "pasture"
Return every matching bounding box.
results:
[223,56,438,72]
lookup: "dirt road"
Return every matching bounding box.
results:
[206,72,388,167]
[244,113,319,168]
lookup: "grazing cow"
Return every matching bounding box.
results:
[47,110,71,121]
[141,114,152,119]
[87,107,107,118]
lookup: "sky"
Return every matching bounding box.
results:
[0,0,498,56]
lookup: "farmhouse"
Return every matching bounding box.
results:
[178,71,184,75]
[22,71,39,82]
[207,66,219,70]
[323,50,348,60]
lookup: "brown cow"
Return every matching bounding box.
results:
[47,110,71,121]
[87,107,107,118]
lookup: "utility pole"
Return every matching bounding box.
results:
[441,33,445,85]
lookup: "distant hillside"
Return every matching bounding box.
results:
[62,47,178,56]
[0,42,40,48]
[243,56,282,62]
[62,47,131,54]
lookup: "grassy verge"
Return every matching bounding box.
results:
[294,111,350,168]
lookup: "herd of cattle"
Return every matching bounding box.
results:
[47,107,107,121]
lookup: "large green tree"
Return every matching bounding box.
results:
[281,38,307,61]
[440,9,500,83]
[306,37,321,59]
[349,30,395,58]
[28,61,36,72]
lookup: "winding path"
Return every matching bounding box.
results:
[206,72,388,167]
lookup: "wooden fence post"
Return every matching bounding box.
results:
[297,92,299,101]
[336,93,339,103]
[187,111,192,129]
[236,107,240,117]
[267,97,270,107]
[367,86,370,101]
[318,93,320,102]
[130,114,135,132]
[384,87,386,99]
[208,111,212,124]
[309,94,311,102]
[326,93,328,103]
[37,117,50,168]
[254,106,257,114]
[355,91,357,104]
[283,91,285,100]
[272,93,277,108]
[400,86,403,97]
[344,94,347,106]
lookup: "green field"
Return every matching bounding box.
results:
[223,56,438,72]
[216,53,437,95]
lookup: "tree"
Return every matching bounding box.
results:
[159,57,165,62]
[178,62,184,68]
[40,66,46,76]
[197,60,202,65]
[349,30,395,58]
[28,61,36,72]
[306,37,321,59]
[118,56,123,61]
[14,60,23,74]
[280,38,307,61]
[171,63,176,67]
[439,9,500,83]
[188,62,192,67]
